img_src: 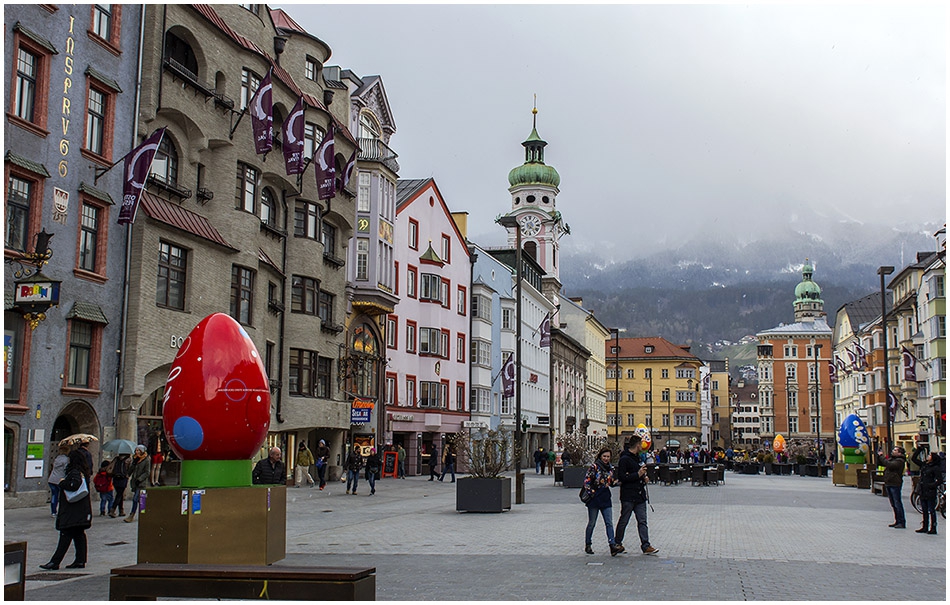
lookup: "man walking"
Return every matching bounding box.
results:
[439,444,456,482]
[428,444,439,481]
[314,439,330,490]
[397,444,407,479]
[295,442,315,488]
[615,436,659,555]
[884,445,907,529]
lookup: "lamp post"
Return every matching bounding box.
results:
[813,343,822,463]
[878,265,895,451]
[497,215,525,504]
[612,328,621,441]
[665,388,671,447]
[648,368,654,448]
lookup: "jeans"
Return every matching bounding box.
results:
[886,485,905,525]
[615,500,650,550]
[367,471,377,494]
[49,483,60,515]
[110,477,128,514]
[346,469,360,493]
[316,464,327,488]
[398,461,405,479]
[49,527,87,566]
[585,505,615,546]
[921,497,937,529]
[128,488,143,516]
[535,461,542,474]
[98,491,114,514]
[440,463,456,482]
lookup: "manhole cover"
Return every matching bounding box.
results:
[26,572,87,581]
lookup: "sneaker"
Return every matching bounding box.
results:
[642,546,660,555]
[584,545,594,555]
[610,544,624,556]
[109,511,117,518]
[346,490,350,494]
[319,485,325,490]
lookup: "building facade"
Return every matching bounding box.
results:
[606,336,704,450]
[119,5,359,482]
[387,178,470,474]
[730,380,762,450]
[757,260,834,459]
[560,296,609,440]
[705,359,731,449]
[5,4,143,504]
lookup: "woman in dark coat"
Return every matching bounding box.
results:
[40,450,92,570]
[582,446,622,556]
[912,446,943,534]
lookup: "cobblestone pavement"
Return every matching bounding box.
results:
[5,470,945,600]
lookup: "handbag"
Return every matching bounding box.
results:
[64,476,89,503]
[579,485,593,504]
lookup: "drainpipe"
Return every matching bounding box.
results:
[115,5,148,439]
[275,190,289,424]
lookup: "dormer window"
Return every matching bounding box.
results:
[645,345,654,354]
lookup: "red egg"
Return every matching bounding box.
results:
[162,313,271,460]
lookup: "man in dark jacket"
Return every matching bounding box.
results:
[883,446,907,528]
[614,436,659,555]
[427,445,439,481]
[252,447,286,485]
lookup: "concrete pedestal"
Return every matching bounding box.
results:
[137,485,286,565]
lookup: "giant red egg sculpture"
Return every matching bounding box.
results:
[162,313,271,460]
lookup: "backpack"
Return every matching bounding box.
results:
[93,470,113,493]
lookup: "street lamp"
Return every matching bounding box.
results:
[648,368,654,448]
[665,388,671,447]
[611,328,621,441]
[813,343,822,464]
[497,214,524,504]
[878,265,895,452]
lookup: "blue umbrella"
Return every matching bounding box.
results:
[101,439,137,455]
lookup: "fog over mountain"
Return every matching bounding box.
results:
[548,218,942,346]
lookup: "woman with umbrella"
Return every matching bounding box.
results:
[39,450,92,570]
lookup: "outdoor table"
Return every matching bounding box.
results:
[704,467,718,485]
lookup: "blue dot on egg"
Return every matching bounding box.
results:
[173,416,204,451]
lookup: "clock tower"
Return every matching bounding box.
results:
[502,106,570,304]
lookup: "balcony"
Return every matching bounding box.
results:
[163,57,214,98]
[358,137,399,173]
[146,174,192,201]
[323,251,345,268]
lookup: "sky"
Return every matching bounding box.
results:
[277,3,946,259]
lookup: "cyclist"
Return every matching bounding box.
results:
[911,445,943,535]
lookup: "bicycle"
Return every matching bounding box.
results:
[910,482,946,519]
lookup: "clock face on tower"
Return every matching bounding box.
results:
[520,215,541,237]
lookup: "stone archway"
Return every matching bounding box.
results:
[52,399,102,459]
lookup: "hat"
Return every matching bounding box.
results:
[135,444,147,453]
[299,442,306,449]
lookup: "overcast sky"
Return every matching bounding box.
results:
[278,3,946,259]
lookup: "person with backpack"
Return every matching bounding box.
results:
[108,454,129,518]
[581,446,622,556]
[93,460,114,516]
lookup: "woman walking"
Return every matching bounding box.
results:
[912,446,943,534]
[124,445,150,522]
[108,453,129,517]
[39,450,92,570]
[48,444,70,517]
[365,448,382,495]
[582,446,622,556]
[344,445,363,495]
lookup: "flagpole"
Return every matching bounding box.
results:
[878,265,895,451]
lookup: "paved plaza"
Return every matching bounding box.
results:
[4,470,946,601]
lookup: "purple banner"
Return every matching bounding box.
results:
[501,353,515,398]
[282,96,305,175]
[539,313,551,347]
[118,127,166,225]
[315,125,335,200]
[338,149,357,193]
[902,346,917,382]
[250,70,273,155]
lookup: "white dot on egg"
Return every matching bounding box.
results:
[197,357,201,362]
[252,351,258,358]
[257,396,261,402]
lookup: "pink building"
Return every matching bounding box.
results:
[386,179,471,475]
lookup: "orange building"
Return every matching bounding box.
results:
[756,261,835,459]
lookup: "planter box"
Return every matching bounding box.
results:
[456,477,511,513]
[562,466,587,488]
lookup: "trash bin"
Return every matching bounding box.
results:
[856,468,871,489]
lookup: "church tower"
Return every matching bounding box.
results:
[793,258,826,322]
[502,105,570,304]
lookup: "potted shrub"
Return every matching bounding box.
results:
[557,431,607,488]
[455,428,512,513]
[763,452,775,475]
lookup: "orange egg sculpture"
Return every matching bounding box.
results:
[773,434,786,453]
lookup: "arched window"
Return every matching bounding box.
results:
[150,136,179,185]
[359,112,381,141]
[524,241,538,262]
[164,31,198,80]
[349,323,379,398]
[260,187,277,227]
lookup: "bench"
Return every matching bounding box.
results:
[109,563,375,601]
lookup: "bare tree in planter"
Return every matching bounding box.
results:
[455,428,514,513]
[557,431,609,488]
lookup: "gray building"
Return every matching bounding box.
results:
[5,4,143,505]
[118,5,359,482]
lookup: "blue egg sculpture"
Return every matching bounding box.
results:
[838,413,869,447]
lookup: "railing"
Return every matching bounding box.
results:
[163,57,214,98]
[323,251,345,268]
[357,137,399,173]
[147,174,192,200]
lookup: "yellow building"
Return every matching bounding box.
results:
[606,336,703,450]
